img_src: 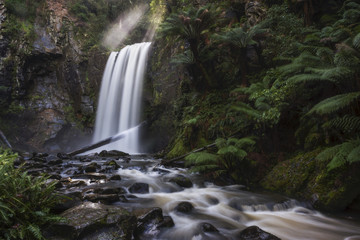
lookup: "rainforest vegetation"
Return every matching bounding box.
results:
[0,0,360,239]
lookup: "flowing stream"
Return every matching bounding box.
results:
[116,158,360,240]
[61,156,360,240]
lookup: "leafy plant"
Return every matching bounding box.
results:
[316,138,360,171]
[0,150,62,240]
[185,137,256,183]
[159,4,219,90]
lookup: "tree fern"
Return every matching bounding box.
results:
[308,92,360,115]
[322,115,360,133]
[185,152,218,167]
[347,145,360,163]
[316,139,360,170]
[353,32,360,50]
[231,102,261,119]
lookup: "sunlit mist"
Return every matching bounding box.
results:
[102,4,148,50]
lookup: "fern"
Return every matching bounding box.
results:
[308,92,360,115]
[185,152,218,166]
[322,115,360,133]
[27,224,42,240]
[316,139,360,170]
[231,102,261,119]
[353,32,360,50]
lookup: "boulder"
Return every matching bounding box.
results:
[201,222,219,233]
[238,226,281,240]
[129,182,149,194]
[134,208,174,239]
[83,162,100,173]
[169,175,193,188]
[175,201,194,213]
[109,174,122,181]
[44,202,137,240]
[84,193,120,204]
[52,192,82,213]
[105,159,120,169]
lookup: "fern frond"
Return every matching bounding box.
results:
[308,92,360,115]
[185,152,218,166]
[232,137,256,149]
[316,144,343,161]
[217,145,242,155]
[287,73,323,83]
[322,115,360,133]
[347,142,360,163]
[327,140,359,170]
[317,139,360,170]
[171,51,195,64]
[27,224,42,240]
[353,32,360,50]
[231,102,261,119]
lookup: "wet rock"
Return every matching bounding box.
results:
[84,162,100,173]
[129,182,149,194]
[49,174,62,180]
[74,173,107,180]
[157,216,175,228]
[175,201,194,213]
[84,193,120,204]
[109,174,122,181]
[52,192,82,213]
[57,153,70,159]
[48,159,63,165]
[64,180,87,188]
[54,181,63,189]
[201,222,219,233]
[238,226,281,240]
[45,202,137,240]
[134,208,174,239]
[105,159,120,169]
[99,150,129,157]
[169,175,193,188]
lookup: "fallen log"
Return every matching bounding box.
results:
[68,122,146,156]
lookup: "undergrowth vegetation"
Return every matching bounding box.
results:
[0,150,62,240]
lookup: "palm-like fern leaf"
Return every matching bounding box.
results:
[308,91,360,115]
[322,115,360,133]
[316,139,360,170]
[232,102,261,119]
[353,32,360,50]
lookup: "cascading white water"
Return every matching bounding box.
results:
[93,42,152,153]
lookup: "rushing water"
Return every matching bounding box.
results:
[86,41,360,239]
[92,42,151,154]
[88,157,360,240]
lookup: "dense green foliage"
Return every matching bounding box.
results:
[161,0,360,188]
[185,137,256,183]
[0,150,61,240]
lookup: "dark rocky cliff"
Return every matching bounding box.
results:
[0,0,108,152]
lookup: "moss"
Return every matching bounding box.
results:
[261,149,360,211]
[166,137,188,159]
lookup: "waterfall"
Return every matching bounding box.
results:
[93,42,151,154]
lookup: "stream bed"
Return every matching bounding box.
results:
[22,151,360,240]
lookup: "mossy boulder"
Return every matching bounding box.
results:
[261,149,360,211]
[45,202,136,240]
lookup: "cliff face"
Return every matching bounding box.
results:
[0,0,108,152]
